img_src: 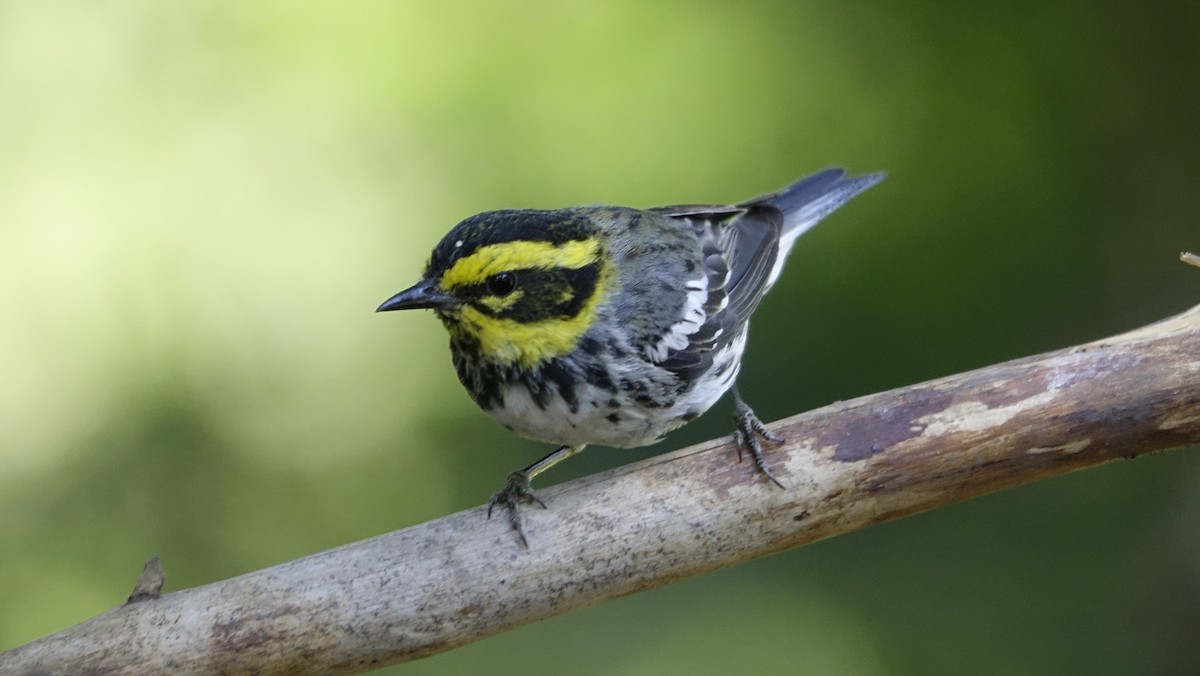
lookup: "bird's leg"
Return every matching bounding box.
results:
[732,386,785,488]
[488,444,586,546]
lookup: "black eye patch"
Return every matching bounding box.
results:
[466,264,600,322]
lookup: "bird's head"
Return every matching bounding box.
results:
[378,209,613,368]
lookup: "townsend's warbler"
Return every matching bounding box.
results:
[378,169,884,543]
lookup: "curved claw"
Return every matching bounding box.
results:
[732,398,786,489]
[487,470,546,547]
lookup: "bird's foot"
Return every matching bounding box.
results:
[487,470,547,547]
[733,399,786,488]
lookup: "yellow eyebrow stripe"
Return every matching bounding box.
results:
[440,238,600,290]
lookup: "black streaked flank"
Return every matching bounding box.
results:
[578,336,604,356]
[581,361,614,391]
[633,392,670,408]
[537,359,580,414]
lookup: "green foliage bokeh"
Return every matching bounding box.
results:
[2,2,1198,673]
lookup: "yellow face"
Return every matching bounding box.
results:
[433,236,613,368]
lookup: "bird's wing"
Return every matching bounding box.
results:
[643,203,782,380]
[633,169,882,380]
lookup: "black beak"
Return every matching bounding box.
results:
[376,279,459,312]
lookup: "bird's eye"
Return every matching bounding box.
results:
[487,272,518,297]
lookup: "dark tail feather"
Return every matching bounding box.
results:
[746,168,886,241]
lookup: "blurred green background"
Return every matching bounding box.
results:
[2,1,1198,674]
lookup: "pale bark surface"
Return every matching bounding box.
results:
[3,304,1199,675]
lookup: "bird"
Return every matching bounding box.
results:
[378,168,884,544]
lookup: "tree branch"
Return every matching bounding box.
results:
[4,304,1199,675]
